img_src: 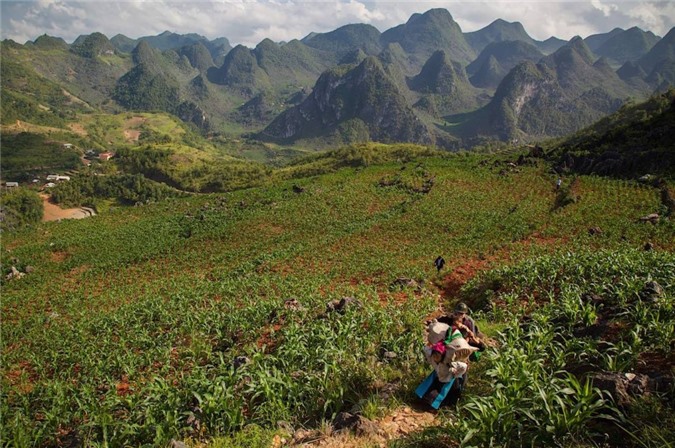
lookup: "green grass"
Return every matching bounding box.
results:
[1,150,673,446]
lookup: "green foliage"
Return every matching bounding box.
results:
[0,132,82,180]
[209,424,284,448]
[114,145,270,193]
[114,63,181,113]
[549,89,675,178]
[278,143,443,178]
[1,152,673,447]
[0,187,43,231]
[70,32,115,59]
[0,59,83,126]
[454,248,674,446]
[50,172,183,207]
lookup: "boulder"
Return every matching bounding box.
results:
[332,412,377,436]
[591,372,655,408]
[639,281,663,303]
[590,372,631,407]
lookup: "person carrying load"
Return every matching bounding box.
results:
[416,321,479,408]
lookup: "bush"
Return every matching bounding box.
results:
[0,187,43,231]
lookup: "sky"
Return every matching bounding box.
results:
[1,0,674,48]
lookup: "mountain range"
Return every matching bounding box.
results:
[2,8,674,151]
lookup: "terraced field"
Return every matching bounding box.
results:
[2,150,673,447]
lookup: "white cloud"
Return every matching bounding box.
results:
[1,0,673,47]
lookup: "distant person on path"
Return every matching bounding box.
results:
[556,177,562,190]
[434,256,445,273]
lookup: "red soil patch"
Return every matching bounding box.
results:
[123,129,141,142]
[257,323,283,350]
[41,194,92,221]
[378,291,409,306]
[440,258,493,300]
[5,361,36,394]
[68,123,87,136]
[50,251,69,263]
[116,375,133,396]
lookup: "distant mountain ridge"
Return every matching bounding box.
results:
[2,8,674,150]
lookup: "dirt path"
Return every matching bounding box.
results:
[274,406,439,448]
[41,194,95,221]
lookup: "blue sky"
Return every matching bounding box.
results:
[1,1,673,47]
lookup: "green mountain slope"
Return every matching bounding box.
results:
[260,57,433,147]
[465,18,537,54]
[408,50,482,116]
[70,32,117,58]
[584,28,624,52]
[110,30,232,63]
[595,26,660,65]
[301,23,382,58]
[467,40,544,88]
[2,8,674,151]
[2,140,673,446]
[452,38,645,141]
[381,8,476,67]
[548,88,675,177]
[2,36,132,109]
[638,27,675,88]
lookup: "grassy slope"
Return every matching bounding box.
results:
[2,151,673,446]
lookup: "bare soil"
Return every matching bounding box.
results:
[41,194,95,221]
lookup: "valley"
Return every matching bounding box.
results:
[1,6,674,447]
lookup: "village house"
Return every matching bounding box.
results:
[46,175,71,181]
[99,152,115,161]
[4,182,19,188]
[63,143,73,149]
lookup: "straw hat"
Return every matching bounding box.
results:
[446,337,479,362]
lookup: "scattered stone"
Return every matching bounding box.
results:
[588,226,602,236]
[639,281,663,303]
[331,412,378,436]
[354,416,378,437]
[186,413,201,431]
[382,351,397,361]
[283,298,303,310]
[168,440,187,448]
[639,213,660,224]
[591,372,656,408]
[25,266,35,274]
[233,356,250,369]
[6,266,25,280]
[332,412,360,431]
[590,372,632,407]
[581,292,604,306]
[293,428,321,443]
[391,277,421,290]
[644,242,654,251]
[326,297,362,314]
[276,420,294,434]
